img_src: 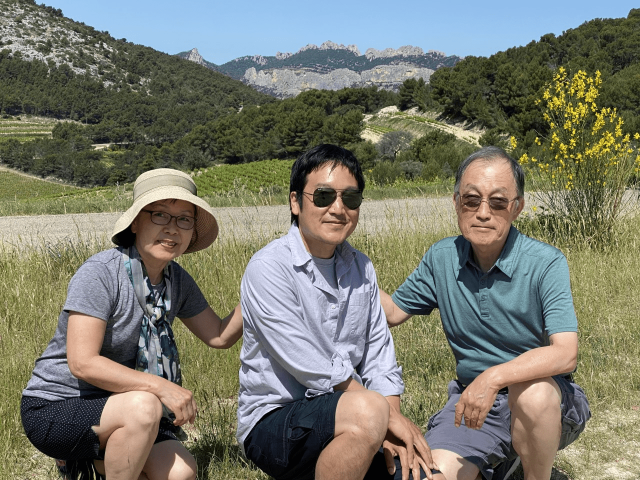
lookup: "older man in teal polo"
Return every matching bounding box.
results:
[380,146,591,480]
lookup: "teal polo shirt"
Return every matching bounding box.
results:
[392,226,577,385]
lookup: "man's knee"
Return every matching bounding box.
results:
[166,454,197,480]
[508,377,561,421]
[335,390,389,446]
[430,449,480,480]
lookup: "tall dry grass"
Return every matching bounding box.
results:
[2,210,639,479]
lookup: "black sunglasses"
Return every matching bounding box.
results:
[458,194,519,211]
[302,188,363,210]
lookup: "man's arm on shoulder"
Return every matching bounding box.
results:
[379,288,412,327]
[241,258,353,394]
[455,331,578,430]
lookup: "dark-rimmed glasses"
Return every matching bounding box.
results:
[302,188,363,210]
[457,194,519,211]
[141,210,195,230]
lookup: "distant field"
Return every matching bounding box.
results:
[0,115,57,141]
[193,159,294,196]
[0,168,81,200]
[363,108,482,146]
[0,161,453,216]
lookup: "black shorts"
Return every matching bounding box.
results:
[244,392,434,480]
[21,394,177,461]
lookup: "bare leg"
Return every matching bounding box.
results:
[92,391,163,480]
[509,378,562,480]
[430,449,480,480]
[315,390,389,480]
[142,440,197,480]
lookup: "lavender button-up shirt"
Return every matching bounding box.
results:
[236,223,404,450]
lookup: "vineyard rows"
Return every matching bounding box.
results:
[193,159,295,196]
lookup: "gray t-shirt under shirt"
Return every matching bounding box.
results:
[23,247,209,401]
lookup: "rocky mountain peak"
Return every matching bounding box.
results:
[297,41,360,56]
[276,51,293,60]
[234,54,268,65]
[365,45,426,60]
[185,47,204,65]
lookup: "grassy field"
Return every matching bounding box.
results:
[1,202,639,478]
[0,166,455,216]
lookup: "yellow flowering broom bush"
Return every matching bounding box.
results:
[512,68,640,247]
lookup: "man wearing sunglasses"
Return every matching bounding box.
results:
[380,146,591,480]
[237,144,438,480]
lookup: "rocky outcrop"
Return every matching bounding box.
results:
[298,41,361,56]
[181,40,461,98]
[243,65,435,98]
[276,51,293,60]
[365,45,426,60]
[185,48,205,66]
[233,54,268,66]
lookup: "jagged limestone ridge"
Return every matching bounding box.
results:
[243,65,435,98]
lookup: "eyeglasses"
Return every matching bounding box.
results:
[302,188,363,210]
[141,210,195,230]
[458,194,519,211]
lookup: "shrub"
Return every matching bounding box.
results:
[368,161,403,185]
[512,68,640,248]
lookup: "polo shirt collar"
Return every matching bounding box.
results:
[457,226,521,278]
[493,226,520,278]
[287,222,356,274]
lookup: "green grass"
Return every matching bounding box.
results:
[2,208,639,478]
[0,169,82,202]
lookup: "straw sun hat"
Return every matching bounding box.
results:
[112,168,218,254]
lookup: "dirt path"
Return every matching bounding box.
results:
[0,197,458,250]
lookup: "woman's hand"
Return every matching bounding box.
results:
[155,382,198,426]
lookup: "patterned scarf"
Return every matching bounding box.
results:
[122,246,182,385]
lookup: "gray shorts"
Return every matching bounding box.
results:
[424,376,591,480]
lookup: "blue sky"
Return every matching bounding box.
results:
[43,1,638,65]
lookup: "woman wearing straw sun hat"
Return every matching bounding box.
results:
[21,168,242,480]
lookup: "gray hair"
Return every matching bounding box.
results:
[454,146,525,198]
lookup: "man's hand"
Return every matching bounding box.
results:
[454,370,502,430]
[384,401,437,480]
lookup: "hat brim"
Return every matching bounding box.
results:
[112,185,218,254]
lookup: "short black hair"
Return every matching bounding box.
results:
[454,146,525,198]
[289,144,365,224]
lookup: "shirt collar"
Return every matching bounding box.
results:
[457,226,521,278]
[287,222,356,273]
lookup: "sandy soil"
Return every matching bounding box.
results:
[0,197,458,251]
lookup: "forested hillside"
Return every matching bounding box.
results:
[2,0,640,188]
[0,0,273,143]
[428,8,640,147]
[0,0,392,185]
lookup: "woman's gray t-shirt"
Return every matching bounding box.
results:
[23,247,209,401]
